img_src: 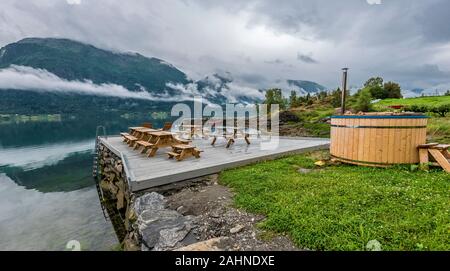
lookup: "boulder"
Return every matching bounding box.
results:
[133,192,195,251]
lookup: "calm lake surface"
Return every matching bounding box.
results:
[0,113,170,250]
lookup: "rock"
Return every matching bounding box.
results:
[230,225,245,234]
[176,206,187,214]
[109,182,119,194]
[297,168,313,174]
[123,237,140,251]
[176,237,229,251]
[209,212,220,218]
[279,111,300,123]
[134,192,165,214]
[127,208,137,222]
[116,190,125,209]
[314,161,326,167]
[155,223,193,250]
[138,209,194,250]
[106,172,116,182]
[115,164,123,173]
[100,180,109,191]
[133,193,195,251]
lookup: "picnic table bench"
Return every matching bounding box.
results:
[123,128,158,147]
[120,126,143,141]
[167,144,202,161]
[210,126,252,148]
[134,131,191,157]
[418,143,450,173]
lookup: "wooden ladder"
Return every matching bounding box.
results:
[418,143,450,173]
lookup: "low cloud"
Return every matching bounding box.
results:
[0,65,165,100]
[0,65,214,102]
[0,65,263,105]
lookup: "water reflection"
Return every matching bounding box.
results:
[0,174,117,251]
[0,113,172,250]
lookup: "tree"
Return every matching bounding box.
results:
[445,90,450,96]
[289,91,301,108]
[364,77,403,99]
[364,77,385,99]
[317,91,328,101]
[305,93,313,105]
[264,88,287,111]
[330,88,342,108]
[364,77,383,89]
[383,81,403,99]
[354,88,373,112]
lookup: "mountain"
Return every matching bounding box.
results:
[195,75,327,103]
[287,80,327,95]
[195,72,264,104]
[0,38,327,113]
[0,38,189,94]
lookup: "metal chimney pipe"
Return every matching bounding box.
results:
[341,68,349,115]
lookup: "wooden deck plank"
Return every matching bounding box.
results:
[100,136,329,192]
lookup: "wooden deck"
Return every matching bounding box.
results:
[100,136,330,192]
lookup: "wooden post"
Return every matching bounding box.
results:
[341,68,349,115]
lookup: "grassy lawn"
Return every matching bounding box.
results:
[375,96,450,109]
[371,96,449,143]
[220,151,450,251]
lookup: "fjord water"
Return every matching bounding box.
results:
[0,114,168,250]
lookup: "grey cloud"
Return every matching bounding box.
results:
[416,1,450,43]
[297,53,317,64]
[1,0,450,92]
[236,73,268,85]
[264,59,283,65]
[386,64,450,89]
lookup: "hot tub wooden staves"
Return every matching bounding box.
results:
[330,114,428,167]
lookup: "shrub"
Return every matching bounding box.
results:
[354,88,373,112]
[405,104,450,117]
[384,81,403,99]
[430,104,450,117]
[405,104,429,113]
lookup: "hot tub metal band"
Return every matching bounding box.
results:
[331,155,399,166]
[331,125,427,129]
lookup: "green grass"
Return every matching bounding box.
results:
[428,117,450,143]
[288,105,334,137]
[375,96,450,110]
[220,151,450,251]
[372,96,449,143]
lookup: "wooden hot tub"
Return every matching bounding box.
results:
[330,114,428,167]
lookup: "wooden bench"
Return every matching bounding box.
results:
[134,141,155,154]
[167,144,202,161]
[120,132,130,142]
[124,135,138,145]
[418,143,450,173]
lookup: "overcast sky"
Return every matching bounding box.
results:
[1,0,450,91]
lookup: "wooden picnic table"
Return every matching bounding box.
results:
[180,124,204,138]
[129,126,144,133]
[125,128,159,147]
[418,143,450,173]
[167,144,202,161]
[211,126,251,148]
[121,126,152,140]
[135,131,190,157]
